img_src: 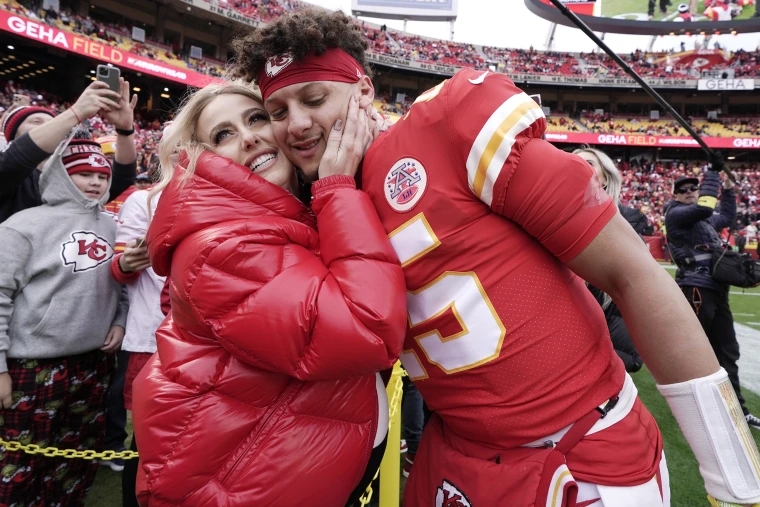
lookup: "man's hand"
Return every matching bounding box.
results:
[118,239,151,273]
[101,325,125,353]
[0,373,12,409]
[70,81,122,121]
[723,171,737,190]
[102,77,137,131]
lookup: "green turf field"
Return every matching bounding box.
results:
[601,0,757,22]
[84,264,760,507]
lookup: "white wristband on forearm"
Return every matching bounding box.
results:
[658,368,760,504]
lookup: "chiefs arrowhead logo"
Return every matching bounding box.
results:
[435,479,472,507]
[61,231,113,273]
[87,154,109,168]
[265,54,294,77]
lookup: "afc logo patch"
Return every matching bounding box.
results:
[61,231,113,273]
[265,54,294,77]
[384,157,427,213]
[435,479,472,507]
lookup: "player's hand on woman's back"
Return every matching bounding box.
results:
[318,95,371,179]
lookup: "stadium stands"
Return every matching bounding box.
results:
[2,0,758,235]
[619,163,759,235]
[3,0,760,82]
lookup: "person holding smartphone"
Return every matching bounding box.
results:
[0,76,139,223]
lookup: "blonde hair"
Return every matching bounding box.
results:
[147,82,264,214]
[573,146,623,206]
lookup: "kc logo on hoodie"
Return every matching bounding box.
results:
[61,231,114,272]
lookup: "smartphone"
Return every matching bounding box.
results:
[12,94,30,107]
[96,64,120,94]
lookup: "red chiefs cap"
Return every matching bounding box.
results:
[62,139,112,178]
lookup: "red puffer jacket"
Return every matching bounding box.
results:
[132,151,406,506]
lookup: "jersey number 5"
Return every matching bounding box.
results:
[389,214,506,381]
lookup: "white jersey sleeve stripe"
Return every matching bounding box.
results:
[465,92,545,206]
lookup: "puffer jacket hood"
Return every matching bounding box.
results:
[135,150,406,506]
[39,135,110,213]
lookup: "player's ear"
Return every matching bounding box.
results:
[358,75,375,104]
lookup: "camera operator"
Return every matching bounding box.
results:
[665,169,760,428]
[0,79,138,223]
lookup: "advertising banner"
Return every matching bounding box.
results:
[544,132,760,149]
[698,78,755,91]
[0,10,222,87]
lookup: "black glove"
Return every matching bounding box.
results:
[708,152,725,174]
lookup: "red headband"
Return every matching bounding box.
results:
[258,48,364,102]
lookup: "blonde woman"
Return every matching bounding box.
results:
[574,146,645,373]
[132,83,407,506]
[573,146,652,235]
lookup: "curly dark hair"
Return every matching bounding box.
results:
[230,8,373,84]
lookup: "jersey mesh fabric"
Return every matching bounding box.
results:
[362,69,624,449]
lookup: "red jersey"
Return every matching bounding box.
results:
[104,185,139,215]
[362,69,625,448]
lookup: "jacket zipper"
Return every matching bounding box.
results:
[220,379,301,485]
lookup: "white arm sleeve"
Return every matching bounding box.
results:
[658,368,760,504]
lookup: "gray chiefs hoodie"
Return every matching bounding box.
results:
[0,137,128,372]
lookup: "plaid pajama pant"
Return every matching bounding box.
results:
[0,350,114,507]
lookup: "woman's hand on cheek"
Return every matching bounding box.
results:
[317,95,371,179]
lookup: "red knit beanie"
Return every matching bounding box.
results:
[2,106,56,141]
[62,139,112,178]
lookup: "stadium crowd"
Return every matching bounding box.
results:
[4,79,758,239]
[618,160,760,240]
[1,4,760,505]
[4,0,760,81]
[1,83,163,173]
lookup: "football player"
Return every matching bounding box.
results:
[231,9,760,507]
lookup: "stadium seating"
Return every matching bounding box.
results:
[3,0,760,83]
[546,116,583,132]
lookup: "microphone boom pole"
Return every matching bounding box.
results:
[547,0,734,180]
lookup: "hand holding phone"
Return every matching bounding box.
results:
[96,65,121,94]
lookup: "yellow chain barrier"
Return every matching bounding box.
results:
[0,365,408,506]
[0,440,138,461]
[359,364,407,507]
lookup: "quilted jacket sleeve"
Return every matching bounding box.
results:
[172,176,407,380]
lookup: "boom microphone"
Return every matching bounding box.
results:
[548,0,735,180]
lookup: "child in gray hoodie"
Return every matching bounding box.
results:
[0,134,128,506]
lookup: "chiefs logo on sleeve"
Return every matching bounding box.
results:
[60,231,114,273]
